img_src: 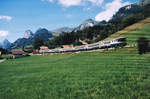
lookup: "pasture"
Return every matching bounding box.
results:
[0,47,150,99]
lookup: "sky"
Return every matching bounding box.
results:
[0,0,139,43]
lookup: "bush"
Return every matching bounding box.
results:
[137,37,150,54]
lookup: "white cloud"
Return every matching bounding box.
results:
[43,0,104,7]
[58,0,82,7]
[0,16,12,21]
[0,30,8,37]
[95,0,130,21]
[88,0,104,5]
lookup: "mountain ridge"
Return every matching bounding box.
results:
[10,28,53,49]
[53,19,107,35]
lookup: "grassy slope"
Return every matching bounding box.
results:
[105,17,150,45]
[0,19,150,99]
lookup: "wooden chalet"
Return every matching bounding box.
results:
[39,46,51,54]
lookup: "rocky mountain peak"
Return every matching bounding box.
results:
[24,30,33,39]
[81,19,96,26]
[83,19,94,23]
[76,19,96,30]
[3,39,10,44]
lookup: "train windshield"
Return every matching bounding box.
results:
[117,37,126,42]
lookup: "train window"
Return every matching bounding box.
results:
[117,38,126,42]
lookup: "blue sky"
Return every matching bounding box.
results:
[0,0,139,42]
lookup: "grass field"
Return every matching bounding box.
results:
[0,48,150,99]
[0,19,150,99]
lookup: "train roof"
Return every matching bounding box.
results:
[103,37,126,42]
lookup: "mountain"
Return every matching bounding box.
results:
[110,4,142,22]
[11,28,53,49]
[11,38,32,49]
[53,19,107,35]
[34,28,53,41]
[11,30,34,49]
[74,19,97,31]
[74,19,107,31]
[94,20,107,26]
[138,0,150,6]
[3,39,11,49]
[0,43,2,48]
[110,0,150,23]
[24,30,33,39]
[52,19,97,35]
[0,39,11,49]
[53,27,74,36]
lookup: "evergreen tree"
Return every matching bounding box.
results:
[33,38,44,49]
[137,37,150,54]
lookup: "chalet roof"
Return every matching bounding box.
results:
[40,46,49,50]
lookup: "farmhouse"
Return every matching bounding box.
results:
[39,46,54,54]
[11,49,26,58]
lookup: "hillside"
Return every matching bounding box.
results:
[104,17,150,44]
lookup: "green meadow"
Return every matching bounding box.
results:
[124,24,150,45]
[0,22,150,99]
[105,17,150,44]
